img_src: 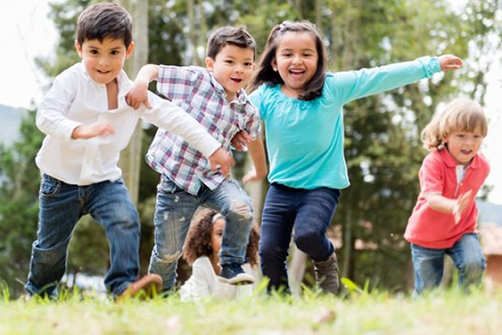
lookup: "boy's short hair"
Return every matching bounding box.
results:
[76,2,133,48]
[206,26,256,60]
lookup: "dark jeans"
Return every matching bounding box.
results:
[259,183,341,292]
[411,233,486,295]
[25,174,140,297]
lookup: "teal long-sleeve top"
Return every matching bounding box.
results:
[249,56,442,190]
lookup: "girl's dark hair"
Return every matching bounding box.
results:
[76,2,133,48]
[183,209,260,267]
[249,20,328,101]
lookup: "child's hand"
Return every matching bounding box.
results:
[438,55,463,71]
[71,121,114,139]
[125,79,151,109]
[208,148,235,178]
[452,190,473,224]
[231,130,251,151]
[242,167,266,184]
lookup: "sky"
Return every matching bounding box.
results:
[1,0,502,204]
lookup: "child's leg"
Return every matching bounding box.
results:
[25,174,81,298]
[293,187,340,260]
[447,233,486,291]
[410,244,445,295]
[258,183,296,292]
[203,179,254,272]
[293,187,341,293]
[87,179,141,296]
[148,178,199,291]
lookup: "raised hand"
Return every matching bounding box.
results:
[125,79,151,109]
[438,54,463,71]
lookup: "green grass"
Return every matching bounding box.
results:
[1,284,501,335]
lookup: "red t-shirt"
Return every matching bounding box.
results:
[404,148,490,249]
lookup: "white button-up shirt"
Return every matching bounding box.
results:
[36,62,221,186]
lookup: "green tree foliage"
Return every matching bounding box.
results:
[0,112,44,294]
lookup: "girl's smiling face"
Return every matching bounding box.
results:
[272,31,319,98]
[443,128,484,166]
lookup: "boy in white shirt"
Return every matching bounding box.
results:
[25,2,233,300]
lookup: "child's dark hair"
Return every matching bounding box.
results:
[249,20,328,101]
[183,209,260,267]
[206,26,256,60]
[76,2,133,48]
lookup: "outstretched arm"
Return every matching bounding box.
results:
[335,55,463,104]
[126,64,160,109]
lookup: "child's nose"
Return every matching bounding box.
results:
[235,65,244,73]
[98,57,109,66]
[292,55,302,64]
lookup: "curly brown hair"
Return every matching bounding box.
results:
[182,208,260,267]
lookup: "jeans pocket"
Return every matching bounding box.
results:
[159,178,181,194]
[39,174,61,197]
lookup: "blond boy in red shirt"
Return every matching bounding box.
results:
[405,99,489,294]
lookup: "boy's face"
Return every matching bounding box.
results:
[205,44,254,101]
[443,128,484,166]
[75,37,134,85]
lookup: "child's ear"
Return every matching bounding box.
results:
[75,39,83,58]
[271,58,278,72]
[205,57,214,71]
[125,41,135,59]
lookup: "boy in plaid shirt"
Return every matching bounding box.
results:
[127,26,266,290]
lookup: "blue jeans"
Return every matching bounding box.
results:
[411,233,486,295]
[259,183,341,292]
[149,176,254,291]
[25,174,140,297]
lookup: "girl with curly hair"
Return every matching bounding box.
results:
[180,209,260,301]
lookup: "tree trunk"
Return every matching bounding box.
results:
[118,0,148,205]
[342,206,352,278]
[288,245,308,295]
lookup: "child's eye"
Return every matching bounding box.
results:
[111,50,120,55]
[89,49,99,55]
[225,60,234,64]
[244,62,253,67]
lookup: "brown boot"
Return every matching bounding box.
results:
[116,274,163,302]
[313,253,339,294]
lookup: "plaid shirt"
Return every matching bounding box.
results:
[146,66,261,195]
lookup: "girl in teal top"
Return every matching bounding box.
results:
[247,20,463,294]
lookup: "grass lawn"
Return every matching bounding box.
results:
[1,285,501,335]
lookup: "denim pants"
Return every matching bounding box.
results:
[259,183,341,292]
[411,233,486,295]
[25,174,140,297]
[149,176,254,291]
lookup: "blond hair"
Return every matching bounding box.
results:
[421,99,487,151]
